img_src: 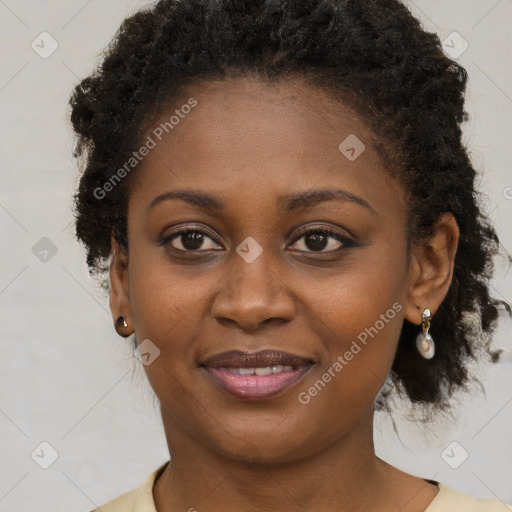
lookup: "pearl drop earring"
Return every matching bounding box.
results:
[416,308,435,359]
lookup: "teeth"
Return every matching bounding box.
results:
[224,365,295,375]
[255,367,272,376]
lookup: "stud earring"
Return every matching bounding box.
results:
[115,316,129,336]
[416,308,435,359]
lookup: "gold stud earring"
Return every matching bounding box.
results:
[116,316,129,336]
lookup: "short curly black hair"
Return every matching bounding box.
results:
[69,0,509,415]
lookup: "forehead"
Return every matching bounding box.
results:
[128,76,404,218]
[144,76,375,157]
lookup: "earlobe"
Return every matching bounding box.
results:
[404,213,460,325]
[109,236,133,337]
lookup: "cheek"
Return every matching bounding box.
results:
[307,243,408,388]
[297,288,404,428]
[322,272,406,355]
[126,246,210,348]
[308,237,408,337]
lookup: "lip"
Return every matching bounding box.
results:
[201,349,314,368]
[201,350,315,401]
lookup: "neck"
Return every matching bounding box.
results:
[154,406,393,512]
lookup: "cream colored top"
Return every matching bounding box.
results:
[90,462,512,511]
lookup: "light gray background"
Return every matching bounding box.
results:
[0,0,511,510]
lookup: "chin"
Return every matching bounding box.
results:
[206,427,320,466]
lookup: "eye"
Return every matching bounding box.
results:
[162,227,223,252]
[161,225,355,254]
[288,227,354,253]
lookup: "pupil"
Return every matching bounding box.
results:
[306,233,327,251]
[183,232,204,250]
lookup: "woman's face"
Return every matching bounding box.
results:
[113,76,416,463]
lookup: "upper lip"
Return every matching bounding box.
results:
[201,350,314,368]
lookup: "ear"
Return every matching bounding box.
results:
[109,235,133,337]
[404,213,460,325]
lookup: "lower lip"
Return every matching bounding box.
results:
[204,366,312,400]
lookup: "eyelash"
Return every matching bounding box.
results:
[160,225,355,254]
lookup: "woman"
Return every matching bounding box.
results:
[69,0,511,510]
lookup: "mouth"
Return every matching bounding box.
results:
[200,350,315,401]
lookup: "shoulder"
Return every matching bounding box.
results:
[88,461,169,512]
[428,482,512,512]
[89,488,137,512]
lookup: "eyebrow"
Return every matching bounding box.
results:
[146,188,376,215]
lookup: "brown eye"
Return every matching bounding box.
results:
[289,228,354,253]
[163,228,222,252]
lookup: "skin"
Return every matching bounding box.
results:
[109,76,459,511]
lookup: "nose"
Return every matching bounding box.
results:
[211,246,296,331]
